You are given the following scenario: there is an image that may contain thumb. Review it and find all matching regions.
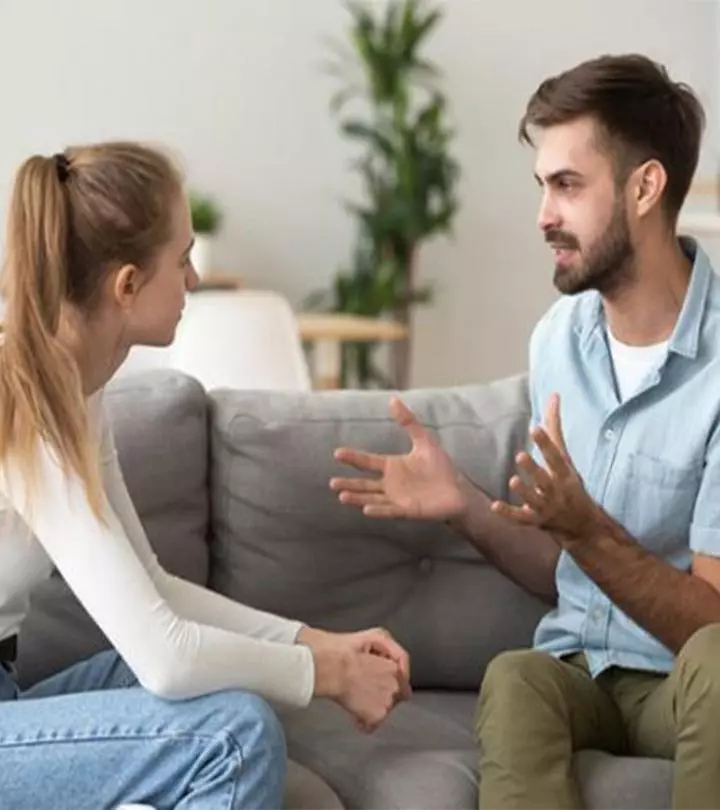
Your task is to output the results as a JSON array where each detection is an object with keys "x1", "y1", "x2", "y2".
[
  {"x1": 544, "y1": 393, "x2": 569, "y2": 456},
  {"x1": 390, "y1": 397, "x2": 430, "y2": 447}
]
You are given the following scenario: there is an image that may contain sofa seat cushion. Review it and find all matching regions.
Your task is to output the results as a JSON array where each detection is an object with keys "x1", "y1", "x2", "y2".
[
  {"x1": 282, "y1": 691, "x2": 672, "y2": 809},
  {"x1": 285, "y1": 759, "x2": 344, "y2": 809}
]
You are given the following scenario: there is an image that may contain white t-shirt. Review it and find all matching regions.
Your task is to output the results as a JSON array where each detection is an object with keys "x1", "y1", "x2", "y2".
[
  {"x1": 0, "y1": 389, "x2": 315, "y2": 708},
  {"x1": 606, "y1": 329, "x2": 669, "y2": 402}
]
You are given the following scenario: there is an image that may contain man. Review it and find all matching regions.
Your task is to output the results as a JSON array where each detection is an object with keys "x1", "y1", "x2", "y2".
[{"x1": 329, "y1": 53, "x2": 720, "y2": 808}]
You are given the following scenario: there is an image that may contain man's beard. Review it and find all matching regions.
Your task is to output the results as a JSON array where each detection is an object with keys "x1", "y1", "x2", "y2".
[{"x1": 548, "y1": 199, "x2": 635, "y2": 296}]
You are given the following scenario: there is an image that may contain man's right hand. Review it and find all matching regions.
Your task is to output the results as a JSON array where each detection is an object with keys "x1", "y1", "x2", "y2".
[{"x1": 330, "y1": 397, "x2": 468, "y2": 521}]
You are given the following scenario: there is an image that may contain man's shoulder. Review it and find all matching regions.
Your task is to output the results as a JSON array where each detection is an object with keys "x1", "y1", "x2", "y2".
[{"x1": 531, "y1": 291, "x2": 599, "y2": 348}]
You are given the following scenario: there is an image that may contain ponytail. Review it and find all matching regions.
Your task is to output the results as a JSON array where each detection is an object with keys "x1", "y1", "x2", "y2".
[{"x1": 0, "y1": 155, "x2": 103, "y2": 518}]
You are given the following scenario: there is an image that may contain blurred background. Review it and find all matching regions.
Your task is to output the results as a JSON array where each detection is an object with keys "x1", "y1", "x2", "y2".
[{"x1": 0, "y1": 0, "x2": 717, "y2": 389}]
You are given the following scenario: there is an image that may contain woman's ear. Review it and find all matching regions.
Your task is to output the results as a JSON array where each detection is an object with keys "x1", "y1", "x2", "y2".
[{"x1": 112, "y1": 264, "x2": 143, "y2": 311}]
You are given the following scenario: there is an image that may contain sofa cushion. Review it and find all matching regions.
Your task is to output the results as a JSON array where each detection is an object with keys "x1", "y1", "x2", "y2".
[
  {"x1": 282, "y1": 691, "x2": 672, "y2": 809},
  {"x1": 15, "y1": 370, "x2": 210, "y2": 687},
  {"x1": 208, "y1": 375, "x2": 549, "y2": 690},
  {"x1": 575, "y1": 750, "x2": 672, "y2": 808},
  {"x1": 285, "y1": 760, "x2": 344, "y2": 809}
]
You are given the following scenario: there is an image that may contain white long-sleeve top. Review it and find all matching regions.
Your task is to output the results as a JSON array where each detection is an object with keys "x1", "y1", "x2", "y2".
[{"x1": 0, "y1": 388, "x2": 315, "y2": 707}]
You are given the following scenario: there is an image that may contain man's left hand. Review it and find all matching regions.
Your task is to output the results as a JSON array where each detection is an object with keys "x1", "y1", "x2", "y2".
[{"x1": 490, "y1": 393, "x2": 603, "y2": 540}]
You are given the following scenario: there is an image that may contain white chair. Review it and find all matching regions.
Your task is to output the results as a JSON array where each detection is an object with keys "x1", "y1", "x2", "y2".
[{"x1": 116, "y1": 289, "x2": 311, "y2": 392}]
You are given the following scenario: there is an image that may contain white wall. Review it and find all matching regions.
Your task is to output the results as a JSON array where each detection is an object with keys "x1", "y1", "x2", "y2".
[{"x1": 0, "y1": 0, "x2": 717, "y2": 387}]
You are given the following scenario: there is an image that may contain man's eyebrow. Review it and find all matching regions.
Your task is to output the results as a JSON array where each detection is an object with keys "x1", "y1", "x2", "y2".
[{"x1": 534, "y1": 169, "x2": 584, "y2": 185}]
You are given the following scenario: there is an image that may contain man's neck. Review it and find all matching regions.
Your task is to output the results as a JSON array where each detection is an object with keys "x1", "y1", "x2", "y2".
[{"x1": 603, "y1": 233, "x2": 692, "y2": 346}]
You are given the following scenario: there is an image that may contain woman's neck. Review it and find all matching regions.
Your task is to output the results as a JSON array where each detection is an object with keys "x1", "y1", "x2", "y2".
[{"x1": 58, "y1": 307, "x2": 130, "y2": 396}]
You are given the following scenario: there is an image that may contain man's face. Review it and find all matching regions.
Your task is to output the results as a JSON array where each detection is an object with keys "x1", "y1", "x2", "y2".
[{"x1": 533, "y1": 116, "x2": 635, "y2": 296}]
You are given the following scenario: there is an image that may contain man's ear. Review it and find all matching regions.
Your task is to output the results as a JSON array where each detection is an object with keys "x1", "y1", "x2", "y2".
[
  {"x1": 111, "y1": 264, "x2": 143, "y2": 311},
  {"x1": 630, "y1": 159, "x2": 667, "y2": 218}
]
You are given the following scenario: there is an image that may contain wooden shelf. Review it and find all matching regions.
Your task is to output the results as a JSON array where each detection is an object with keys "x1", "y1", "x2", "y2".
[
  {"x1": 192, "y1": 273, "x2": 243, "y2": 292},
  {"x1": 297, "y1": 313, "x2": 408, "y2": 342}
]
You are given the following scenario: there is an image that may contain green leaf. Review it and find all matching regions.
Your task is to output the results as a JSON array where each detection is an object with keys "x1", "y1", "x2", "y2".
[
  {"x1": 341, "y1": 120, "x2": 396, "y2": 159},
  {"x1": 414, "y1": 58, "x2": 440, "y2": 78},
  {"x1": 329, "y1": 86, "x2": 361, "y2": 114},
  {"x1": 405, "y1": 8, "x2": 442, "y2": 56},
  {"x1": 190, "y1": 193, "x2": 222, "y2": 234}
]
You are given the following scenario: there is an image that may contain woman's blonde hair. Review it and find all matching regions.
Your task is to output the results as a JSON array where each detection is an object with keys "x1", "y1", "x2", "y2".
[{"x1": 0, "y1": 142, "x2": 183, "y2": 517}]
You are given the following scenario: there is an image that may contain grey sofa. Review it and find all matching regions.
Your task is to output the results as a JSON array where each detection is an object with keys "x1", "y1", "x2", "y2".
[{"x1": 14, "y1": 369, "x2": 673, "y2": 809}]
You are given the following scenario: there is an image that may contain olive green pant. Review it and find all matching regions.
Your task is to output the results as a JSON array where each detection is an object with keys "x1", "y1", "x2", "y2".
[{"x1": 475, "y1": 624, "x2": 720, "y2": 809}]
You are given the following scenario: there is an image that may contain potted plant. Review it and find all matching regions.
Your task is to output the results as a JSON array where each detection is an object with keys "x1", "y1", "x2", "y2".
[
  {"x1": 190, "y1": 193, "x2": 222, "y2": 279},
  {"x1": 308, "y1": 0, "x2": 459, "y2": 389}
]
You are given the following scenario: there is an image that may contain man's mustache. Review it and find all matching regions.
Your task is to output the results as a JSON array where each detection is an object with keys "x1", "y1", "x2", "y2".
[{"x1": 545, "y1": 229, "x2": 579, "y2": 250}]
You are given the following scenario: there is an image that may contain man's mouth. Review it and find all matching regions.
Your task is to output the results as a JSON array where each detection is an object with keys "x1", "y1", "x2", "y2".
[{"x1": 551, "y1": 245, "x2": 578, "y2": 262}]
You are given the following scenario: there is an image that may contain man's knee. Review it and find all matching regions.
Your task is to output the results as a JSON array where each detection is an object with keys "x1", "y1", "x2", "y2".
[
  {"x1": 676, "y1": 623, "x2": 720, "y2": 703},
  {"x1": 481, "y1": 649, "x2": 560, "y2": 694},
  {"x1": 477, "y1": 650, "x2": 560, "y2": 728}
]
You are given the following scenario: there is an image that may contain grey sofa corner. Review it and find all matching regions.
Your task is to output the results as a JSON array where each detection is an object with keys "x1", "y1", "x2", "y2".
[{"x1": 16, "y1": 369, "x2": 674, "y2": 809}]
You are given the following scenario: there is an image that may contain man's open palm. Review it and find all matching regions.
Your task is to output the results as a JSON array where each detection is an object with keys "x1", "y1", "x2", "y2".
[{"x1": 330, "y1": 397, "x2": 466, "y2": 521}]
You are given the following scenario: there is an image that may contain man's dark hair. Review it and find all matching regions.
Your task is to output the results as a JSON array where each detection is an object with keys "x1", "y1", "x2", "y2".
[{"x1": 519, "y1": 54, "x2": 706, "y2": 218}]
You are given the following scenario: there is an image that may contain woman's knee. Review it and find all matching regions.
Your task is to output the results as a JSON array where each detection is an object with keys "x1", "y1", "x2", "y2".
[{"x1": 220, "y1": 691, "x2": 287, "y2": 758}]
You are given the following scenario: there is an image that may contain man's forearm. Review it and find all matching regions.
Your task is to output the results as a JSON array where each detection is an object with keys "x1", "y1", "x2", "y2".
[
  {"x1": 450, "y1": 476, "x2": 559, "y2": 604},
  {"x1": 565, "y1": 508, "x2": 720, "y2": 653}
]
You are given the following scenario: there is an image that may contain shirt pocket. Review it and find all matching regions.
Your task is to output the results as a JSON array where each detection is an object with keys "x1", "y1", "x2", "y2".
[{"x1": 618, "y1": 452, "x2": 703, "y2": 554}]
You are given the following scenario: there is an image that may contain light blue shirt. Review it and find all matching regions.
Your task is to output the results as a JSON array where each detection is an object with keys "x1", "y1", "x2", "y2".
[{"x1": 531, "y1": 237, "x2": 720, "y2": 676}]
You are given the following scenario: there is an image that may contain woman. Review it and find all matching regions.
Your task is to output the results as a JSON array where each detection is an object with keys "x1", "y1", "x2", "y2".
[{"x1": 0, "y1": 143, "x2": 410, "y2": 810}]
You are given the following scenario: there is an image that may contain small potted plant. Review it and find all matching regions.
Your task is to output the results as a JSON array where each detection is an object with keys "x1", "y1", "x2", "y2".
[{"x1": 190, "y1": 192, "x2": 222, "y2": 279}]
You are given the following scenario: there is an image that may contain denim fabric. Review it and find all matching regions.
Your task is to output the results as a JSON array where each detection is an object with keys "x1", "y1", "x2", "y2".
[{"x1": 0, "y1": 650, "x2": 286, "y2": 809}]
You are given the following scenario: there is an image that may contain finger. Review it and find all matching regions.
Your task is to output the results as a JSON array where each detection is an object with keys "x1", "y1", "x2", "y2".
[
  {"x1": 366, "y1": 634, "x2": 411, "y2": 681},
  {"x1": 515, "y1": 452, "x2": 553, "y2": 492},
  {"x1": 490, "y1": 499, "x2": 541, "y2": 525},
  {"x1": 337, "y1": 492, "x2": 389, "y2": 508},
  {"x1": 397, "y1": 673, "x2": 413, "y2": 702},
  {"x1": 334, "y1": 447, "x2": 386, "y2": 473},
  {"x1": 362, "y1": 504, "x2": 408, "y2": 519},
  {"x1": 329, "y1": 476, "x2": 383, "y2": 494},
  {"x1": 530, "y1": 427, "x2": 568, "y2": 476},
  {"x1": 508, "y1": 475, "x2": 545, "y2": 512},
  {"x1": 544, "y1": 393, "x2": 569, "y2": 456},
  {"x1": 390, "y1": 397, "x2": 432, "y2": 447}
]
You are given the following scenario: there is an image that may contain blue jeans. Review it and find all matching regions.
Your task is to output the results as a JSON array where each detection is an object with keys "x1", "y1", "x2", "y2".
[{"x1": 0, "y1": 649, "x2": 287, "y2": 809}]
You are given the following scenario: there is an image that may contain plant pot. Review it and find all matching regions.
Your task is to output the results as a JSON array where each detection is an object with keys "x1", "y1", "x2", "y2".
[{"x1": 191, "y1": 234, "x2": 214, "y2": 279}]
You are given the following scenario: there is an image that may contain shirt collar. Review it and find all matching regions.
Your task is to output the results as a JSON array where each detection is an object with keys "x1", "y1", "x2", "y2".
[
  {"x1": 576, "y1": 236, "x2": 712, "y2": 360},
  {"x1": 669, "y1": 237, "x2": 712, "y2": 359}
]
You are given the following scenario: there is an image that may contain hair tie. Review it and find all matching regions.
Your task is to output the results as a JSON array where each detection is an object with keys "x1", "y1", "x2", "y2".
[{"x1": 53, "y1": 153, "x2": 71, "y2": 183}]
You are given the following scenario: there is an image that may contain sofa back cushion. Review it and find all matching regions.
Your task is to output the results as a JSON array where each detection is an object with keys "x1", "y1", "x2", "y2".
[
  {"x1": 16, "y1": 370, "x2": 211, "y2": 687},
  {"x1": 209, "y1": 374, "x2": 550, "y2": 690}
]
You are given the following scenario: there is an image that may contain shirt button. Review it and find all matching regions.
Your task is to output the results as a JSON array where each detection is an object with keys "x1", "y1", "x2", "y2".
[
  {"x1": 591, "y1": 608, "x2": 603, "y2": 621},
  {"x1": 604, "y1": 429, "x2": 614, "y2": 441}
]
